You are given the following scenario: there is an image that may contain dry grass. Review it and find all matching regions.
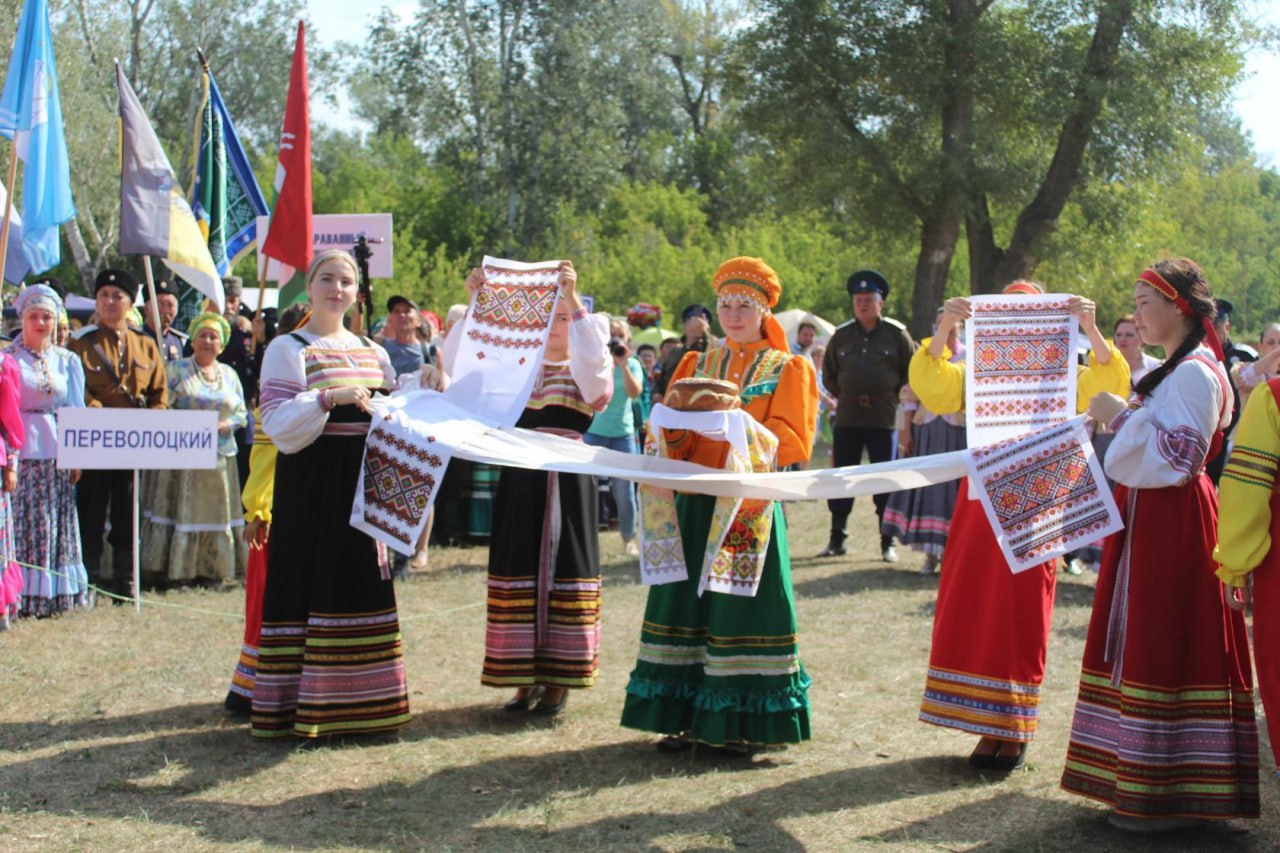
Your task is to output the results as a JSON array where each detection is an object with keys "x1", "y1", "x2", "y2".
[{"x1": 0, "y1": 498, "x2": 1276, "y2": 852}]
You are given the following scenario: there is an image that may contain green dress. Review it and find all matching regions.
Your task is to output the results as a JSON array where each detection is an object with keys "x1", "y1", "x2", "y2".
[{"x1": 620, "y1": 339, "x2": 815, "y2": 746}]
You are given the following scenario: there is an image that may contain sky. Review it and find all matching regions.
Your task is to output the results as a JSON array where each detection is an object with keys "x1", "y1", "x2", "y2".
[{"x1": 306, "y1": 0, "x2": 1280, "y2": 165}]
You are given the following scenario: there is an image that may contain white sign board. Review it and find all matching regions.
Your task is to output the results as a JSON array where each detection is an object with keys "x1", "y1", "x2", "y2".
[
  {"x1": 256, "y1": 213, "x2": 394, "y2": 281},
  {"x1": 57, "y1": 408, "x2": 219, "y2": 470}
]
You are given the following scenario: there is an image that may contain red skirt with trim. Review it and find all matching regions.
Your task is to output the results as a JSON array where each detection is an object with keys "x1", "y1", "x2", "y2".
[
  {"x1": 1061, "y1": 475, "x2": 1259, "y2": 819},
  {"x1": 918, "y1": 481, "x2": 1056, "y2": 742}
]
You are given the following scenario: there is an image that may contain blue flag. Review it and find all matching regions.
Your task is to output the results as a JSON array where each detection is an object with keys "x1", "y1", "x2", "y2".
[
  {"x1": 0, "y1": 0, "x2": 76, "y2": 274},
  {"x1": 191, "y1": 64, "x2": 268, "y2": 275}
]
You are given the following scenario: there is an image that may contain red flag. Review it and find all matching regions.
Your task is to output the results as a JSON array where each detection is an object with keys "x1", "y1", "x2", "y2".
[{"x1": 261, "y1": 21, "x2": 312, "y2": 281}]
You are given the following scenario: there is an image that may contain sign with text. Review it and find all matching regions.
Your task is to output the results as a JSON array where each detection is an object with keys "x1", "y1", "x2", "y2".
[
  {"x1": 255, "y1": 213, "x2": 394, "y2": 281},
  {"x1": 57, "y1": 409, "x2": 219, "y2": 470}
]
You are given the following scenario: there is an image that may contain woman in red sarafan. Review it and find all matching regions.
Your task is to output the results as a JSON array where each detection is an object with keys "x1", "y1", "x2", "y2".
[
  {"x1": 1061, "y1": 258, "x2": 1259, "y2": 830},
  {"x1": 909, "y1": 281, "x2": 1129, "y2": 771}
]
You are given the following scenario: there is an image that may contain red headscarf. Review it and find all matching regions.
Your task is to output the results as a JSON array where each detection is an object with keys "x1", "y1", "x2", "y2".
[{"x1": 1137, "y1": 268, "x2": 1225, "y2": 362}]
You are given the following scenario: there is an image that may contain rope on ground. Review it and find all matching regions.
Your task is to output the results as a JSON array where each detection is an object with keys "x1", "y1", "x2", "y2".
[{"x1": 13, "y1": 559, "x2": 485, "y2": 623}]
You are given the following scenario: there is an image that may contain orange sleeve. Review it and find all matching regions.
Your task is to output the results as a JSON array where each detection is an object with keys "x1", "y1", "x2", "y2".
[
  {"x1": 758, "y1": 354, "x2": 818, "y2": 468},
  {"x1": 660, "y1": 351, "x2": 704, "y2": 462}
]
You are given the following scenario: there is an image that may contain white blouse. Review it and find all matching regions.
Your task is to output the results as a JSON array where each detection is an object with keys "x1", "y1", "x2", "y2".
[
  {"x1": 1105, "y1": 347, "x2": 1229, "y2": 489},
  {"x1": 259, "y1": 331, "x2": 396, "y2": 454}
]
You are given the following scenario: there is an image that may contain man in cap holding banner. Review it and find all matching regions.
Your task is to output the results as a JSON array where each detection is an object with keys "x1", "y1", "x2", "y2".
[{"x1": 69, "y1": 269, "x2": 168, "y2": 600}]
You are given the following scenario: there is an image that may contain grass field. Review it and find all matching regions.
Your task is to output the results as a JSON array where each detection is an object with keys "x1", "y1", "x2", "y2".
[{"x1": 1, "y1": 498, "x2": 1275, "y2": 852}]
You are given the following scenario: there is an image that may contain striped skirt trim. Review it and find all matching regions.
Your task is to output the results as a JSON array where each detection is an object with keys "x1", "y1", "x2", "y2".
[
  {"x1": 919, "y1": 665, "x2": 1042, "y2": 742},
  {"x1": 228, "y1": 644, "x2": 258, "y2": 700},
  {"x1": 250, "y1": 608, "x2": 410, "y2": 739},
  {"x1": 1061, "y1": 667, "x2": 1260, "y2": 819},
  {"x1": 482, "y1": 575, "x2": 602, "y2": 687}
]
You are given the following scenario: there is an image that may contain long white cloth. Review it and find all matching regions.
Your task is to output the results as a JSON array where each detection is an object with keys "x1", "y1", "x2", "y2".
[{"x1": 965, "y1": 294, "x2": 1078, "y2": 446}]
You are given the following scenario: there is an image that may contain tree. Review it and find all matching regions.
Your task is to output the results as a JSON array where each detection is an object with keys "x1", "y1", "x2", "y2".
[{"x1": 738, "y1": 0, "x2": 1254, "y2": 336}]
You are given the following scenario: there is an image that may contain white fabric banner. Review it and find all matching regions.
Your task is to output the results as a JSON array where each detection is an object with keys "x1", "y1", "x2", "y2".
[
  {"x1": 965, "y1": 294, "x2": 1078, "y2": 446},
  {"x1": 446, "y1": 256, "x2": 562, "y2": 426}
]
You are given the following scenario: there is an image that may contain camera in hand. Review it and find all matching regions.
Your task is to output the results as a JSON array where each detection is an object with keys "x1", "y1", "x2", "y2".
[{"x1": 608, "y1": 338, "x2": 628, "y2": 358}]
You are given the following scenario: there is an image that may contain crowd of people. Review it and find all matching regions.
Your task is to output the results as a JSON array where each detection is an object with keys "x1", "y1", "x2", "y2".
[{"x1": 0, "y1": 251, "x2": 1275, "y2": 832}]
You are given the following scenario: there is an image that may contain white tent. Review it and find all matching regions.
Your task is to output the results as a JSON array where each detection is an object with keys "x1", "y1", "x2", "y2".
[{"x1": 774, "y1": 309, "x2": 838, "y2": 349}]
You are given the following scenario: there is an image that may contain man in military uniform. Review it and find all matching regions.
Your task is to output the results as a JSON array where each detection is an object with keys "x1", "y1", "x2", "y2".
[
  {"x1": 142, "y1": 276, "x2": 187, "y2": 362},
  {"x1": 819, "y1": 270, "x2": 916, "y2": 561},
  {"x1": 1208, "y1": 297, "x2": 1258, "y2": 486},
  {"x1": 69, "y1": 269, "x2": 168, "y2": 601}
]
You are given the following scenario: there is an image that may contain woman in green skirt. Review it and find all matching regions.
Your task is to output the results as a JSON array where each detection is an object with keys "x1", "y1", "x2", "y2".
[{"x1": 620, "y1": 257, "x2": 819, "y2": 751}]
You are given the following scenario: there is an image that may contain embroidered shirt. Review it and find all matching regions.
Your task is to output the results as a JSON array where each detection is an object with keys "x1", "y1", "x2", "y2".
[
  {"x1": 259, "y1": 331, "x2": 395, "y2": 454},
  {"x1": 1105, "y1": 347, "x2": 1230, "y2": 489}
]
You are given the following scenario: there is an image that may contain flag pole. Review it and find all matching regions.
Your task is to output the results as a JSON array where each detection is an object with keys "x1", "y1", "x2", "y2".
[
  {"x1": 0, "y1": 142, "x2": 19, "y2": 286},
  {"x1": 142, "y1": 256, "x2": 164, "y2": 340}
]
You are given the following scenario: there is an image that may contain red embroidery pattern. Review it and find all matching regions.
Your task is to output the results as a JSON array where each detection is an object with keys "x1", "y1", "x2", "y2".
[
  {"x1": 362, "y1": 433, "x2": 442, "y2": 535},
  {"x1": 972, "y1": 422, "x2": 1114, "y2": 562},
  {"x1": 972, "y1": 324, "x2": 1072, "y2": 382},
  {"x1": 466, "y1": 327, "x2": 544, "y2": 350},
  {"x1": 472, "y1": 279, "x2": 558, "y2": 332}
]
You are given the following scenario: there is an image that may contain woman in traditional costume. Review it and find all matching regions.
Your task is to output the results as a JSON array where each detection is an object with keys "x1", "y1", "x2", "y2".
[
  {"x1": 10, "y1": 285, "x2": 87, "y2": 617},
  {"x1": 1215, "y1": 371, "x2": 1280, "y2": 783},
  {"x1": 224, "y1": 303, "x2": 307, "y2": 716},
  {"x1": 1061, "y1": 259, "x2": 1258, "y2": 829},
  {"x1": 881, "y1": 310, "x2": 967, "y2": 574},
  {"x1": 252, "y1": 249, "x2": 442, "y2": 740},
  {"x1": 140, "y1": 312, "x2": 248, "y2": 586},
  {"x1": 909, "y1": 282, "x2": 1128, "y2": 770},
  {"x1": 460, "y1": 262, "x2": 612, "y2": 716},
  {"x1": 620, "y1": 257, "x2": 818, "y2": 751}
]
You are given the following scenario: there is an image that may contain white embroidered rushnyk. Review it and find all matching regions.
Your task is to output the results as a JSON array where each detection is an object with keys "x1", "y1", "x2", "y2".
[
  {"x1": 965, "y1": 294, "x2": 1079, "y2": 446},
  {"x1": 967, "y1": 415, "x2": 1123, "y2": 573},
  {"x1": 350, "y1": 256, "x2": 562, "y2": 554},
  {"x1": 350, "y1": 288, "x2": 1121, "y2": 565},
  {"x1": 447, "y1": 255, "x2": 563, "y2": 425}
]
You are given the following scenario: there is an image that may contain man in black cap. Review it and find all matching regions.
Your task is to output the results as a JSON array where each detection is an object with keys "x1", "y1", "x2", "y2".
[
  {"x1": 652, "y1": 303, "x2": 717, "y2": 400},
  {"x1": 68, "y1": 269, "x2": 169, "y2": 601},
  {"x1": 142, "y1": 276, "x2": 188, "y2": 362},
  {"x1": 382, "y1": 294, "x2": 432, "y2": 378},
  {"x1": 820, "y1": 270, "x2": 916, "y2": 561},
  {"x1": 1208, "y1": 297, "x2": 1258, "y2": 485}
]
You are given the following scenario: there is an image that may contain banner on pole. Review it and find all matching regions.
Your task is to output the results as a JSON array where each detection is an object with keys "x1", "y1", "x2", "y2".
[{"x1": 255, "y1": 213, "x2": 393, "y2": 282}]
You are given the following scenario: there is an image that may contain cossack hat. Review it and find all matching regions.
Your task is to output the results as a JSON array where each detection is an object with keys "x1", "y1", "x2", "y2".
[
  {"x1": 846, "y1": 269, "x2": 889, "y2": 299},
  {"x1": 94, "y1": 268, "x2": 139, "y2": 300},
  {"x1": 681, "y1": 303, "x2": 712, "y2": 323}
]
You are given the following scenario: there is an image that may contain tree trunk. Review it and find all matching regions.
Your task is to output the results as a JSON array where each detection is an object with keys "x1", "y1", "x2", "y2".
[
  {"x1": 904, "y1": 0, "x2": 977, "y2": 335},
  {"x1": 62, "y1": 220, "x2": 96, "y2": 292},
  {"x1": 910, "y1": 212, "x2": 961, "y2": 341},
  {"x1": 982, "y1": 0, "x2": 1137, "y2": 288},
  {"x1": 965, "y1": 192, "x2": 1004, "y2": 293}
]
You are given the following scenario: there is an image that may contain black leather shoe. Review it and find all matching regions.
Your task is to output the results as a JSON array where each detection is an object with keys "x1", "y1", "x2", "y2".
[
  {"x1": 504, "y1": 685, "x2": 544, "y2": 711},
  {"x1": 816, "y1": 543, "x2": 846, "y2": 557}
]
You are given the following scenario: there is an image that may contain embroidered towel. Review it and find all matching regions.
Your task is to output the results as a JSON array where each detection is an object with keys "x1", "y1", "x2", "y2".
[
  {"x1": 965, "y1": 294, "x2": 1078, "y2": 446},
  {"x1": 967, "y1": 415, "x2": 1122, "y2": 573}
]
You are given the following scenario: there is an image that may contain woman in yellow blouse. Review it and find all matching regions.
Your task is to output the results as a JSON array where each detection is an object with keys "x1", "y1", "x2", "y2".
[
  {"x1": 1215, "y1": 375, "x2": 1280, "y2": 778},
  {"x1": 224, "y1": 303, "x2": 307, "y2": 716},
  {"x1": 910, "y1": 281, "x2": 1129, "y2": 771}
]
